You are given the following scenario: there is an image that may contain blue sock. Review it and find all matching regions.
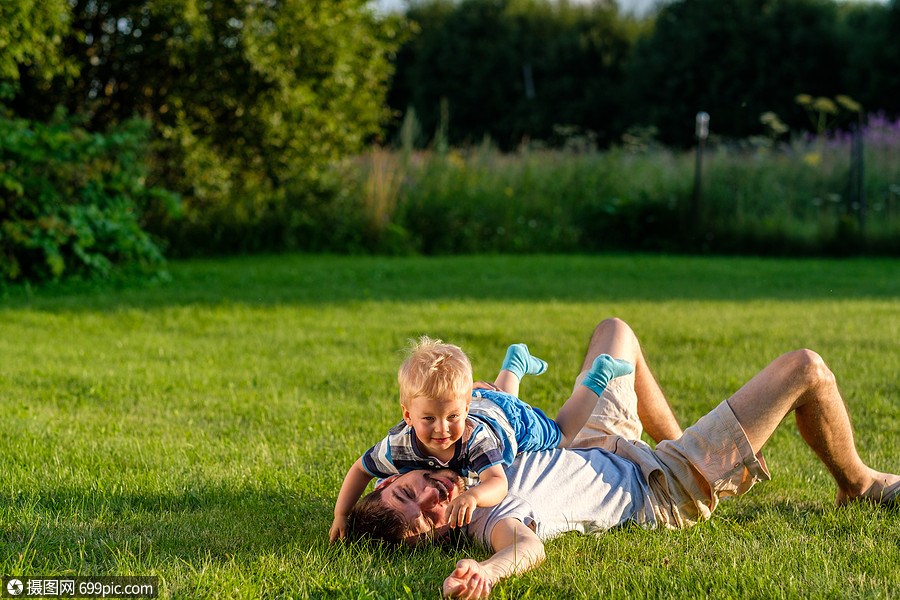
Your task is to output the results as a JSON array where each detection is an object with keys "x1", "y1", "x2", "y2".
[
  {"x1": 580, "y1": 354, "x2": 634, "y2": 396},
  {"x1": 501, "y1": 343, "x2": 547, "y2": 380}
]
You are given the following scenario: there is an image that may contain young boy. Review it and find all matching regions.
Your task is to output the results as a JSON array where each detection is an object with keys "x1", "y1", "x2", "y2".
[{"x1": 329, "y1": 337, "x2": 633, "y2": 542}]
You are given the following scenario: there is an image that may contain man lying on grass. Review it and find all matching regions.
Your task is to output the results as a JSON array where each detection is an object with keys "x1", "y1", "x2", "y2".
[{"x1": 347, "y1": 317, "x2": 900, "y2": 599}]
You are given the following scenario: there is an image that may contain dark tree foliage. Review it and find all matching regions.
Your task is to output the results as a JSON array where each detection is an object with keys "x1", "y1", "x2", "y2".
[
  {"x1": 624, "y1": 0, "x2": 850, "y2": 146},
  {"x1": 390, "y1": 0, "x2": 897, "y2": 148},
  {"x1": 0, "y1": 0, "x2": 76, "y2": 99},
  {"x1": 839, "y1": 0, "x2": 900, "y2": 117},
  {"x1": 390, "y1": 0, "x2": 633, "y2": 149}
]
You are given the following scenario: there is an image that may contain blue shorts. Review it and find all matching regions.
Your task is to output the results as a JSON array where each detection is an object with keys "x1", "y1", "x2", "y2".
[{"x1": 472, "y1": 389, "x2": 561, "y2": 455}]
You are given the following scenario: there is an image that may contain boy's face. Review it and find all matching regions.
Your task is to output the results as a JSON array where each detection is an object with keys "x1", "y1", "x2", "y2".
[{"x1": 402, "y1": 391, "x2": 470, "y2": 456}]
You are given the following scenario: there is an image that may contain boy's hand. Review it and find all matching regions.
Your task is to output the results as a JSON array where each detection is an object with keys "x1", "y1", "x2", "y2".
[
  {"x1": 472, "y1": 380, "x2": 498, "y2": 391},
  {"x1": 329, "y1": 516, "x2": 349, "y2": 543},
  {"x1": 447, "y1": 494, "x2": 478, "y2": 529}
]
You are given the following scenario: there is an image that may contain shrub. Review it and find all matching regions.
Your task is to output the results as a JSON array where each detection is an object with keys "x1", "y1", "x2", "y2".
[{"x1": 0, "y1": 112, "x2": 179, "y2": 282}]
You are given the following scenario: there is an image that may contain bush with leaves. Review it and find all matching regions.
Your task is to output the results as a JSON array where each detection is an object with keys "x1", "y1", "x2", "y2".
[{"x1": 0, "y1": 113, "x2": 179, "y2": 282}]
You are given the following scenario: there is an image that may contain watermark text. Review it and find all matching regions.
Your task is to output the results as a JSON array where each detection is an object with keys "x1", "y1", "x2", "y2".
[{"x1": 3, "y1": 577, "x2": 157, "y2": 598}]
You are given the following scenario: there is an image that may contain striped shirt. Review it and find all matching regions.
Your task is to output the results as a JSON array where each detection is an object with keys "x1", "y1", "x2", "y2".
[{"x1": 361, "y1": 390, "x2": 560, "y2": 478}]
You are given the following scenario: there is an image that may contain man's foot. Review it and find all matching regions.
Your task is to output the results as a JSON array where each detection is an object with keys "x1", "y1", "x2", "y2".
[
  {"x1": 501, "y1": 343, "x2": 547, "y2": 380},
  {"x1": 579, "y1": 354, "x2": 635, "y2": 397},
  {"x1": 883, "y1": 479, "x2": 900, "y2": 507},
  {"x1": 836, "y1": 472, "x2": 900, "y2": 507}
]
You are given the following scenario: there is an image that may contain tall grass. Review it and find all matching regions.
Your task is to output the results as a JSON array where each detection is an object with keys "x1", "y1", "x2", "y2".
[
  {"x1": 349, "y1": 113, "x2": 900, "y2": 256},
  {"x1": 1, "y1": 253, "x2": 899, "y2": 598}
]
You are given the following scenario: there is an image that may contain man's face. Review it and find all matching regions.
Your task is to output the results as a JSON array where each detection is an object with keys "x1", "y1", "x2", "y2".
[{"x1": 378, "y1": 469, "x2": 466, "y2": 542}]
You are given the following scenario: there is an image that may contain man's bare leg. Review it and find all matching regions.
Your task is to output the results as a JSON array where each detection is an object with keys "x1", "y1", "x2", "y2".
[
  {"x1": 726, "y1": 348, "x2": 900, "y2": 505},
  {"x1": 582, "y1": 318, "x2": 682, "y2": 443}
]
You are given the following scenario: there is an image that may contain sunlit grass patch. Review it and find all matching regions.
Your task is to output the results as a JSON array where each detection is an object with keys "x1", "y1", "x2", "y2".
[{"x1": 1, "y1": 253, "x2": 899, "y2": 598}]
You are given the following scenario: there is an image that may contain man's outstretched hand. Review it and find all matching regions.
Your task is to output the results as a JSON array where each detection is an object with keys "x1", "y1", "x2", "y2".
[{"x1": 443, "y1": 559, "x2": 494, "y2": 599}]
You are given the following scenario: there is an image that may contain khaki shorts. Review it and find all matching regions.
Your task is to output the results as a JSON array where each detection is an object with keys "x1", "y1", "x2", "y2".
[{"x1": 570, "y1": 370, "x2": 770, "y2": 528}]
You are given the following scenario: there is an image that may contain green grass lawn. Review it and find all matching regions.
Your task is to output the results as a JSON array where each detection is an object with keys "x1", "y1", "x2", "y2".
[{"x1": 1, "y1": 253, "x2": 899, "y2": 599}]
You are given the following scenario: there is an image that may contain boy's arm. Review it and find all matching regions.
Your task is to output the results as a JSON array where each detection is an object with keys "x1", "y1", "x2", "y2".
[
  {"x1": 442, "y1": 517, "x2": 546, "y2": 598},
  {"x1": 447, "y1": 464, "x2": 507, "y2": 529},
  {"x1": 329, "y1": 458, "x2": 374, "y2": 542}
]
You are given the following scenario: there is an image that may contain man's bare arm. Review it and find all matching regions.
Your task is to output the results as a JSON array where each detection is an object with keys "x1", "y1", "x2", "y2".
[{"x1": 442, "y1": 517, "x2": 545, "y2": 599}]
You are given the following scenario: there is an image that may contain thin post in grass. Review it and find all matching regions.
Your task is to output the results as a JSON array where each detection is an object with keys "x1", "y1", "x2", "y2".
[
  {"x1": 692, "y1": 111, "x2": 710, "y2": 222},
  {"x1": 851, "y1": 111, "x2": 867, "y2": 233}
]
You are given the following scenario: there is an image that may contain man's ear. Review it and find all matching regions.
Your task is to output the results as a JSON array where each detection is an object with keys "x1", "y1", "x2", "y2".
[{"x1": 375, "y1": 475, "x2": 399, "y2": 490}]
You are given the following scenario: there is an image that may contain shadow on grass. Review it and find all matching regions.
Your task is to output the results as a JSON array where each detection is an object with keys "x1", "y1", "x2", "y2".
[
  {"x1": 4, "y1": 484, "x2": 332, "y2": 568},
  {"x1": 2, "y1": 254, "x2": 900, "y2": 312},
  {"x1": 3, "y1": 484, "x2": 491, "y2": 597}
]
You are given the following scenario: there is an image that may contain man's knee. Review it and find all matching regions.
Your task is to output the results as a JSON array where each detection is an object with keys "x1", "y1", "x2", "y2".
[
  {"x1": 585, "y1": 317, "x2": 641, "y2": 366},
  {"x1": 784, "y1": 349, "x2": 836, "y2": 389},
  {"x1": 592, "y1": 317, "x2": 633, "y2": 340}
]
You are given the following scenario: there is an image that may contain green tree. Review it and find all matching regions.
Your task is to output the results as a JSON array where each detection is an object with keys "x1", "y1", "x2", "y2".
[
  {"x1": 624, "y1": 0, "x2": 846, "y2": 146},
  {"x1": 390, "y1": 0, "x2": 631, "y2": 149},
  {"x1": 403, "y1": 0, "x2": 520, "y2": 146},
  {"x1": 838, "y1": 0, "x2": 900, "y2": 116},
  {"x1": 0, "y1": 0, "x2": 76, "y2": 99},
  {"x1": 10, "y1": 0, "x2": 405, "y2": 254}
]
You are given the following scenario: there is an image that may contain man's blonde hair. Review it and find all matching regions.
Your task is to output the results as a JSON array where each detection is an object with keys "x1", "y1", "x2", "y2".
[{"x1": 398, "y1": 336, "x2": 472, "y2": 406}]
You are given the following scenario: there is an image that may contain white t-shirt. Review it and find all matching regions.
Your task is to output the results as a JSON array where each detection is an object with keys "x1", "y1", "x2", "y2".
[{"x1": 465, "y1": 447, "x2": 655, "y2": 546}]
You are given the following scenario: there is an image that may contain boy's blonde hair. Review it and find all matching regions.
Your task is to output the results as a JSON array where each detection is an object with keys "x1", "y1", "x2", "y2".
[{"x1": 398, "y1": 336, "x2": 472, "y2": 407}]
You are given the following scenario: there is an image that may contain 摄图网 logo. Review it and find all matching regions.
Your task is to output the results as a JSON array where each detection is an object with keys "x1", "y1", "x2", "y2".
[{"x1": 6, "y1": 579, "x2": 24, "y2": 596}]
